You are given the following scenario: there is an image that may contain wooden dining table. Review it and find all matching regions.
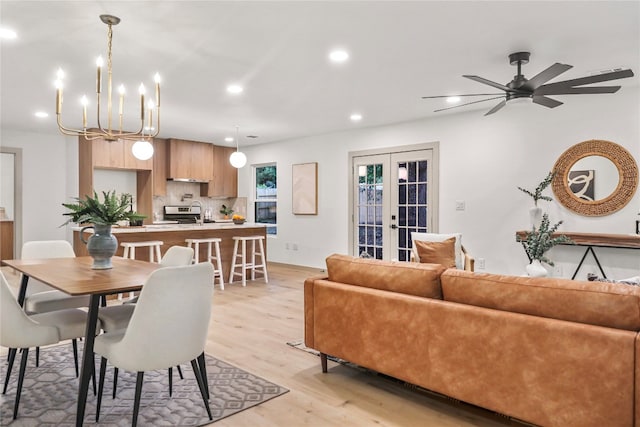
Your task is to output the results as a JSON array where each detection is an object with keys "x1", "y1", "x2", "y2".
[{"x1": 2, "y1": 256, "x2": 162, "y2": 427}]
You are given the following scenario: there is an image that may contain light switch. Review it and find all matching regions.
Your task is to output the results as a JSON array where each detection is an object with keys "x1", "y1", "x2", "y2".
[{"x1": 455, "y1": 200, "x2": 466, "y2": 211}]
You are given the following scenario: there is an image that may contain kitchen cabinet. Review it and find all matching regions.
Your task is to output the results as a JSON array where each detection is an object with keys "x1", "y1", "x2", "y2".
[
  {"x1": 0, "y1": 220, "x2": 14, "y2": 261},
  {"x1": 205, "y1": 145, "x2": 238, "y2": 197},
  {"x1": 167, "y1": 139, "x2": 213, "y2": 182},
  {"x1": 152, "y1": 138, "x2": 168, "y2": 196},
  {"x1": 90, "y1": 137, "x2": 153, "y2": 171}
]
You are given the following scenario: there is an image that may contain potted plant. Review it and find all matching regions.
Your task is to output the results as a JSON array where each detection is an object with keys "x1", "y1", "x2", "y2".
[
  {"x1": 518, "y1": 171, "x2": 555, "y2": 227},
  {"x1": 516, "y1": 213, "x2": 572, "y2": 277},
  {"x1": 219, "y1": 204, "x2": 234, "y2": 219},
  {"x1": 62, "y1": 191, "x2": 145, "y2": 269}
]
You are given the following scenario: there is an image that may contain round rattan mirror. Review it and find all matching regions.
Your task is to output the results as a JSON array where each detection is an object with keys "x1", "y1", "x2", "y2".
[{"x1": 552, "y1": 139, "x2": 638, "y2": 216}]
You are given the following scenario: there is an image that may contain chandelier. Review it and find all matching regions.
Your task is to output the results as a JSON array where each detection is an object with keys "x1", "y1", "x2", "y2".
[{"x1": 54, "y1": 15, "x2": 160, "y2": 160}]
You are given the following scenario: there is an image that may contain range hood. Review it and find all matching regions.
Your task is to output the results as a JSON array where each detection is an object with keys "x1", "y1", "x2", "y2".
[{"x1": 166, "y1": 178, "x2": 210, "y2": 184}]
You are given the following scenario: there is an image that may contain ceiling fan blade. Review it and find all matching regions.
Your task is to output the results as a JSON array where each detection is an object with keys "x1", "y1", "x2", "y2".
[
  {"x1": 535, "y1": 69, "x2": 634, "y2": 94},
  {"x1": 422, "y1": 93, "x2": 502, "y2": 99},
  {"x1": 532, "y1": 95, "x2": 563, "y2": 108},
  {"x1": 535, "y1": 85, "x2": 621, "y2": 95},
  {"x1": 484, "y1": 99, "x2": 507, "y2": 116},
  {"x1": 521, "y1": 63, "x2": 573, "y2": 91},
  {"x1": 434, "y1": 96, "x2": 505, "y2": 112},
  {"x1": 463, "y1": 75, "x2": 512, "y2": 92}
]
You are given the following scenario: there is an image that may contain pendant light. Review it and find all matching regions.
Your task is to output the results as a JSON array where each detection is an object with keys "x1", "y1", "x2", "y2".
[{"x1": 229, "y1": 125, "x2": 247, "y2": 168}]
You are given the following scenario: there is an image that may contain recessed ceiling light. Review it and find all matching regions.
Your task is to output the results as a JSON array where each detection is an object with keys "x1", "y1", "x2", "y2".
[
  {"x1": 446, "y1": 96, "x2": 461, "y2": 104},
  {"x1": 329, "y1": 50, "x2": 349, "y2": 63},
  {"x1": 226, "y1": 84, "x2": 243, "y2": 94},
  {"x1": 350, "y1": 113, "x2": 362, "y2": 122},
  {"x1": 0, "y1": 28, "x2": 17, "y2": 40},
  {"x1": 34, "y1": 111, "x2": 48, "y2": 118},
  {"x1": 224, "y1": 137, "x2": 234, "y2": 142}
]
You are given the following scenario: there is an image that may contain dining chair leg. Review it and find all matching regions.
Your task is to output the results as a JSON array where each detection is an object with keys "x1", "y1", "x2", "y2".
[
  {"x1": 92, "y1": 356, "x2": 97, "y2": 396},
  {"x1": 96, "y1": 357, "x2": 107, "y2": 422},
  {"x1": 197, "y1": 352, "x2": 209, "y2": 399},
  {"x1": 72, "y1": 339, "x2": 79, "y2": 377},
  {"x1": 177, "y1": 364, "x2": 184, "y2": 379},
  {"x1": 35, "y1": 346, "x2": 39, "y2": 367},
  {"x1": 168, "y1": 367, "x2": 173, "y2": 397},
  {"x1": 132, "y1": 371, "x2": 144, "y2": 427},
  {"x1": 190, "y1": 359, "x2": 213, "y2": 420},
  {"x1": 113, "y1": 367, "x2": 119, "y2": 398},
  {"x1": 13, "y1": 348, "x2": 29, "y2": 420},
  {"x1": 3, "y1": 348, "x2": 17, "y2": 394}
]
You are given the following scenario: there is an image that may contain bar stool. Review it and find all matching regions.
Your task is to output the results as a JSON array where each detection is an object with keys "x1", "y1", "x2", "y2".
[
  {"x1": 185, "y1": 238, "x2": 224, "y2": 290},
  {"x1": 228, "y1": 236, "x2": 268, "y2": 286},
  {"x1": 120, "y1": 241, "x2": 163, "y2": 299}
]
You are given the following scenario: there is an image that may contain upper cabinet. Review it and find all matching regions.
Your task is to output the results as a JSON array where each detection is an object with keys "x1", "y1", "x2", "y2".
[
  {"x1": 89, "y1": 138, "x2": 153, "y2": 171},
  {"x1": 205, "y1": 146, "x2": 238, "y2": 198},
  {"x1": 167, "y1": 139, "x2": 214, "y2": 182}
]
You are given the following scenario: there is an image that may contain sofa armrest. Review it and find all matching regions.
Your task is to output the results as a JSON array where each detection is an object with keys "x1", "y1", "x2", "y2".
[{"x1": 304, "y1": 276, "x2": 327, "y2": 349}]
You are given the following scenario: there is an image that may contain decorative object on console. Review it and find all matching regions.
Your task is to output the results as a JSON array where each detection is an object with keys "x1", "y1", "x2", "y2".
[
  {"x1": 552, "y1": 139, "x2": 638, "y2": 216},
  {"x1": 53, "y1": 15, "x2": 161, "y2": 159},
  {"x1": 517, "y1": 171, "x2": 554, "y2": 228},
  {"x1": 62, "y1": 191, "x2": 145, "y2": 269},
  {"x1": 517, "y1": 213, "x2": 573, "y2": 277},
  {"x1": 422, "y1": 51, "x2": 634, "y2": 116}
]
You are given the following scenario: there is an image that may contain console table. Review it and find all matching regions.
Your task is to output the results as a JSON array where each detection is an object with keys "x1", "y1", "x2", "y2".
[{"x1": 515, "y1": 231, "x2": 640, "y2": 279}]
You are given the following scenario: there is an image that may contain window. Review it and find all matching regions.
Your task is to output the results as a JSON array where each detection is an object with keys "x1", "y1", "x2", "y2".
[{"x1": 254, "y1": 163, "x2": 277, "y2": 235}]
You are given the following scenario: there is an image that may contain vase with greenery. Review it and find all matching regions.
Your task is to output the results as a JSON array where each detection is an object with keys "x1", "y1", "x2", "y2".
[
  {"x1": 62, "y1": 191, "x2": 145, "y2": 269},
  {"x1": 516, "y1": 213, "x2": 572, "y2": 276},
  {"x1": 219, "y1": 204, "x2": 234, "y2": 219},
  {"x1": 518, "y1": 171, "x2": 555, "y2": 227}
]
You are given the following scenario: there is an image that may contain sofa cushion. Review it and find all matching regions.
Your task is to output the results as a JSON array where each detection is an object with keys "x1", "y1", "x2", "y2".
[
  {"x1": 441, "y1": 269, "x2": 640, "y2": 331},
  {"x1": 326, "y1": 254, "x2": 446, "y2": 298},
  {"x1": 414, "y1": 237, "x2": 456, "y2": 268}
]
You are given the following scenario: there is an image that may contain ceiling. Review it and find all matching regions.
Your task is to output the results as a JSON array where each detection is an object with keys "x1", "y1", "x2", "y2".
[{"x1": 1, "y1": 1, "x2": 638, "y2": 147}]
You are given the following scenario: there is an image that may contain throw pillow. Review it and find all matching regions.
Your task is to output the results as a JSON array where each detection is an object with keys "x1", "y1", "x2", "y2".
[{"x1": 414, "y1": 237, "x2": 457, "y2": 268}]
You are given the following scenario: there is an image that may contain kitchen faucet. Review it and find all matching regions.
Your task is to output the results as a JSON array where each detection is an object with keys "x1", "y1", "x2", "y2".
[{"x1": 189, "y1": 200, "x2": 203, "y2": 225}]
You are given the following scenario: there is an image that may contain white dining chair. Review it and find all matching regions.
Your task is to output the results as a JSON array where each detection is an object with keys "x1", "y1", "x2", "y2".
[
  {"x1": 97, "y1": 245, "x2": 195, "y2": 396},
  {"x1": 0, "y1": 271, "x2": 100, "y2": 420},
  {"x1": 94, "y1": 262, "x2": 215, "y2": 426},
  {"x1": 21, "y1": 240, "x2": 90, "y2": 313}
]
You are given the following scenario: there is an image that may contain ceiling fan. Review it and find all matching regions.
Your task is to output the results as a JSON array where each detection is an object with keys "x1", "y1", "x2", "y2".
[{"x1": 422, "y1": 52, "x2": 634, "y2": 116}]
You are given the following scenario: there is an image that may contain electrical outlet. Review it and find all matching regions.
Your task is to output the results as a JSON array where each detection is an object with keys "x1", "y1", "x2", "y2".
[
  {"x1": 285, "y1": 243, "x2": 290, "y2": 250},
  {"x1": 455, "y1": 200, "x2": 466, "y2": 211},
  {"x1": 292, "y1": 243, "x2": 299, "y2": 251},
  {"x1": 476, "y1": 258, "x2": 485, "y2": 269}
]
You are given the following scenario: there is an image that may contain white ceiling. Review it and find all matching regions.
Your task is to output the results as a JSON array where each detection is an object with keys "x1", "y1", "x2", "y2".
[{"x1": 1, "y1": 1, "x2": 638, "y2": 146}]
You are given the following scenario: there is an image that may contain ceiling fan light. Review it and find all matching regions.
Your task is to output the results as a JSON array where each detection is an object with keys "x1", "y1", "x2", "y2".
[
  {"x1": 230, "y1": 151, "x2": 247, "y2": 168},
  {"x1": 132, "y1": 139, "x2": 154, "y2": 160}
]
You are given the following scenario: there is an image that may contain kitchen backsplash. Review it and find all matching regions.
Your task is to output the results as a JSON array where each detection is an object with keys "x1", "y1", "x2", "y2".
[{"x1": 152, "y1": 181, "x2": 246, "y2": 222}]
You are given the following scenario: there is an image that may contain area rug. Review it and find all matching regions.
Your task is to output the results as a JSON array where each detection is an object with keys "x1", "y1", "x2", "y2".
[{"x1": 1, "y1": 343, "x2": 288, "y2": 426}]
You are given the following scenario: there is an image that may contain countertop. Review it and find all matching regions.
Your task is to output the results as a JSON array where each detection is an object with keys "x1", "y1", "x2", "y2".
[{"x1": 73, "y1": 222, "x2": 265, "y2": 234}]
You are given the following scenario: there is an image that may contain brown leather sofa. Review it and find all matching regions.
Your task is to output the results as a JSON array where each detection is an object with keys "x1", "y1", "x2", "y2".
[{"x1": 304, "y1": 254, "x2": 640, "y2": 427}]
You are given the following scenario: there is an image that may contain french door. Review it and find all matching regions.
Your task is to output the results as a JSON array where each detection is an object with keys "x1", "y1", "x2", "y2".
[{"x1": 352, "y1": 148, "x2": 435, "y2": 261}]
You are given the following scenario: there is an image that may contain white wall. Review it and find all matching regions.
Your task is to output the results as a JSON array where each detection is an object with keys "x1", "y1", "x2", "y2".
[
  {"x1": 1, "y1": 129, "x2": 77, "y2": 251},
  {"x1": 238, "y1": 89, "x2": 640, "y2": 280},
  {"x1": 0, "y1": 152, "x2": 14, "y2": 219}
]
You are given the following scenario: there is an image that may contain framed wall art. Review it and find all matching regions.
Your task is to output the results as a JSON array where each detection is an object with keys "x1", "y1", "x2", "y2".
[{"x1": 292, "y1": 162, "x2": 318, "y2": 215}]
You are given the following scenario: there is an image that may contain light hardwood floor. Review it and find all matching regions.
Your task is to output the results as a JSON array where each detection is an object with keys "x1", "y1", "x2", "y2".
[{"x1": 2, "y1": 263, "x2": 527, "y2": 427}]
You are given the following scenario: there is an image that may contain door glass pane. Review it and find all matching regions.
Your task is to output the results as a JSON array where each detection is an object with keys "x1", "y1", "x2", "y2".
[
  {"x1": 357, "y1": 162, "x2": 383, "y2": 259},
  {"x1": 396, "y1": 159, "x2": 429, "y2": 261}
]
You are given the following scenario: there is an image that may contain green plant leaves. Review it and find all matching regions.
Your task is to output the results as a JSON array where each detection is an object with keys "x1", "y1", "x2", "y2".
[{"x1": 61, "y1": 191, "x2": 146, "y2": 226}]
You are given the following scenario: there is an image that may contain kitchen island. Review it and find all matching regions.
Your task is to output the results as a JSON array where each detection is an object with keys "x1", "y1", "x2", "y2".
[{"x1": 73, "y1": 223, "x2": 267, "y2": 281}]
